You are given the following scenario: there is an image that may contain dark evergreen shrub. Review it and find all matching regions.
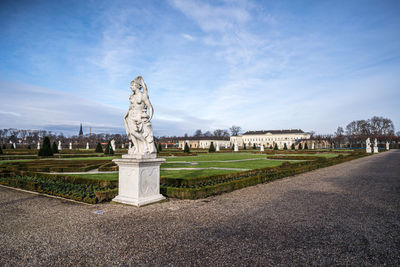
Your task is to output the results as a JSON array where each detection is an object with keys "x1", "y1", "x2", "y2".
[
  {"x1": 269, "y1": 145, "x2": 273, "y2": 149},
  {"x1": 27, "y1": 145, "x2": 31, "y2": 149},
  {"x1": 184, "y1": 142, "x2": 190, "y2": 153},
  {"x1": 158, "y1": 143, "x2": 162, "y2": 152},
  {"x1": 283, "y1": 143, "x2": 288, "y2": 150},
  {"x1": 95, "y1": 143, "x2": 103, "y2": 153},
  {"x1": 243, "y1": 144, "x2": 246, "y2": 150},
  {"x1": 298, "y1": 143, "x2": 303, "y2": 150},
  {"x1": 253, "y1": 143, "x2": 256, "y2": 149},
  {"x1": 2, "y1": 144, "x2": 6, "y2": 149},
  {"x1": 291, "y1": 143, "x2": 295, "y2": 150},
  {"x1": 104, "y1": 141, "x2": 114, "y2": 155},
  {"x1": 304, "y1": 143, "x2": 309, "y2": 149},
  {"x1": 0, "y1": 146, "x2": 3, "y2": 154},
  {"x1": 274, "y1": 143, "x2": 278, "y2": 150},
  {"x1": 209, "y1": 142, "x2": 216, "y2": 152},
  {"x1": 52, "y1": 142, "x2": 59, "y2": 154},
  {"x1": 38, "y1": 137, "x2": 53, "y2": 157}
]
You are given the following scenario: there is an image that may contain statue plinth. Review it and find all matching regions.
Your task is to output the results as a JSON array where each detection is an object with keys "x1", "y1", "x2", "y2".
[
  {"x1": 112, "y1": 156, "x2": 166, "y2": 207},
  {"x1": 373, "y1": 147, "x2": 379, "y2": 153}
]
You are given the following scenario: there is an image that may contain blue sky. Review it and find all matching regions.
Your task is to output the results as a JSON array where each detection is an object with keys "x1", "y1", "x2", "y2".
[{"x1": 0, "y1": 0, "x2": 399, "y2": 136}]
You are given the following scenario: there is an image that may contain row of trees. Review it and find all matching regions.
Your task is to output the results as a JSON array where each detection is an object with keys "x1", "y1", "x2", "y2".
[{"x1": 189, "y1": 125, "x2": 242, "y2": 138}]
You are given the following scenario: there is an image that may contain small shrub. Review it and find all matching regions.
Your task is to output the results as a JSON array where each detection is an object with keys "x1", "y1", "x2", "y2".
[
  {"x1": 269, "y1": 145, "x2": 273, "y2": 149},
  {"x1": 158, "y1": 143, "x2": 162, "y2": 152},
  {"x1": 184, "y1": 142, "x2": 190, "y2": 153},
  {"x1": 243, "y1": 144, "x2": 246, "y2": 150},
  {"x1": 283, "y1": 143, "x2": 288, "y2": 150},
  {"x1": 209, "y1": 142, "x2": 216, "y2": 152},
  {"x1": 27, "y1": 145, "x2": 31, "y2": 150},
  {"x1": 274, "y1": 143, "x2": 278, "y2": 150},
  {"x1": 95, "y1": 143, "x2": 103, "y2": 153},
  {"x1": 253, "y1": 143, "x2": 256, "y2": 149},
  {"x1": 0, "y1": 146, "x2": 2, "y2": 155},
  {"x1": 104, "y1": 141, "x2": 114, "y2": 155},
  {"x1": 52, "y1": 142, "x2": 59, "y2": 154},
  {"x1": 38, "y1": 137, "x2": 53, "y2": 157},
  {"x1": 298, "y1": 143, "x2": 303, "y2": 150},
  {"x1": 291, "y1": 143, "x2": 295, "y2": 150},
  {"x1": 304, "y1": 143, "x2": 309, "y2": 150}
]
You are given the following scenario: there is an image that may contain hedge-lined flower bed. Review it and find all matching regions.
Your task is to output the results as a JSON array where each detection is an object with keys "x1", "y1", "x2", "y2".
[
  {"x1": 160, "y1": 152, "x2": 366, "y2": 199},
  {"x1": 0, "y1": 170, "x2": 118, "y2": 204}
]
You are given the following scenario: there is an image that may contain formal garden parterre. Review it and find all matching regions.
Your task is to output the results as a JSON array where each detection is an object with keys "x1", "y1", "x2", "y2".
[{"x1": 0, "y1": 148, "x2": 371, "y2": 203}]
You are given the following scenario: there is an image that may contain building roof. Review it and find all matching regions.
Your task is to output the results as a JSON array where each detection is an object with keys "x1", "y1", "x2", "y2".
[{"x1": 243, "y1": 129, "x2": 305, "y2": 135}]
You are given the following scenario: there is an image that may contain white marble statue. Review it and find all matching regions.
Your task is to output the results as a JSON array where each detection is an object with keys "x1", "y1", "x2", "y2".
[
  {"x1": 111, "y1": 139, "x2": 116, "y2": 151},
  {"x1": 69, "y1": 142, "x2": 72, "y2": 150},
  {"x1": 165, "y1": 143, "x2": 168, "y2": 149},
  {"x1": 311, "y1": 143, "x2": 315, "y2": 150},
  {"x1": 386, "y1": 141, "x2": 389, "y2": 150},
  {"x1": 121, "y1": 143, "x2": 125, "y2": 149},
  {"x1": 112, "y1": 76, "x2": 166, "y2": 207},
  {"x1": 260, "y1": 144, "x2": 264, "y2": 152},
  {"x1": 86, "y1": 142, "x2": 89, "y2": 150},
  {"x1": 366, "y1": 138, "x2": 372, "y2": 153},
  {"x1": 216, "y1": 142, "x2": 220, "y2": 151},
  {"x1": 373, "y1": 138, "x2": 378, "y2": 153},
  {"x1": 37, "y1": 142, "x2": 40, "y2": 150},
  {"x1": 234, "y1": 141, "x2": 238, "y2": 152},
  {"x1": 124, "y1": 76, "x2": 156, "y2": 158},
  {"x1": 13, "y1": 143, "x2": 16, "y2": 149},
  {"x1": 58, "y1": 141, "x2": 62, "y2": 150},
  {"x1": 182, "y1": 142, "x2": 185, "y2": 150}
]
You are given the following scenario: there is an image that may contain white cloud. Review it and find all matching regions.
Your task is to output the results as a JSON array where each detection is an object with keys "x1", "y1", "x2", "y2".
[{"x1": 182, "y1": 33, "x2": 195, "y2": 41}]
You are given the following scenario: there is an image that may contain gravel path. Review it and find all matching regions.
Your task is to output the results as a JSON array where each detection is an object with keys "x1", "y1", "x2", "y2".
[{"x1": 0, "y1": 150, "x2": 399, "y2": 266}]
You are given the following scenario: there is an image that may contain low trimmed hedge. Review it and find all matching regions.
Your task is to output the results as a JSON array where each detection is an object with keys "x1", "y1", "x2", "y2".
[
  {"x1": 0, "y1": 175, "x2": 116, "y2": 204},
  {"x1": 160, "y1": 152, "x2": 367, "y2": 199}
]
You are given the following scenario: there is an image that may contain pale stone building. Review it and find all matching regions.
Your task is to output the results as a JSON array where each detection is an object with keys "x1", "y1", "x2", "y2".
[
  {"x1": 230, "y1": 129, "x2": 311, "y2": 149},
  {"x1": 178, "y1": 137, "x2": 230, "y2": 149}
]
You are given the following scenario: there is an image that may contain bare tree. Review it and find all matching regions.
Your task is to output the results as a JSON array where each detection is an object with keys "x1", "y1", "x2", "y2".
[
  {"x1": 193, "y1": 129, "x2": 203, "y2": 137},
  {"x1": 229, "y1": 125, "x2": 241, "y2": 136}
]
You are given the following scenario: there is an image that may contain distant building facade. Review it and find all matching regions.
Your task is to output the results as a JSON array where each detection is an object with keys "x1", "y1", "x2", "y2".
[
  {"x1": 178, "y1": 136, "x2": 230, "y2": 149},
  {"x1": 230, "y1": 129, "x2": 311, "y2": 149}
]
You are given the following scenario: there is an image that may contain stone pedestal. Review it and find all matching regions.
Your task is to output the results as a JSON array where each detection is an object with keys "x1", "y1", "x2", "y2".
[
  {"x1": 373, "y1": 147, "x2": 378, "y2": 153},
  {"x1": 112, "y1": 156, "x2": 166, "y2": 207},
  {"x1": 366, "y1": 147, "x2": 372, "y2": 153}
]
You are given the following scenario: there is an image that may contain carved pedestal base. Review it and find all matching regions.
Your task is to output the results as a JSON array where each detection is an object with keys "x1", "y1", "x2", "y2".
[
  {"x1": 112, "y1": 157, "x2": 165, "y2": 207},
  {"x1": 373, "y1": 147, "x2": 379, "y2": 153},
  {"x1": 366, "y1": 147, "x2": 372, "y2": 153}
]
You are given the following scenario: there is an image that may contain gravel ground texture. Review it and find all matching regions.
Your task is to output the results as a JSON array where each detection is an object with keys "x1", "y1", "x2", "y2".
[{"x1": 0, "y1": 150, "x2": 399, "y2": 266}]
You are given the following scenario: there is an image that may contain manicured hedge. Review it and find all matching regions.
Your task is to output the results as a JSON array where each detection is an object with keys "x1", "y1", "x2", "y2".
[{"x1": 160, "y1": 152, "x2": 367, "y2": 199}]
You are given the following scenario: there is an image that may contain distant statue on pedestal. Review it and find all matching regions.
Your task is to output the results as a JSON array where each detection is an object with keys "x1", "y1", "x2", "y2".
[
  {"x1": 373, "y1": 138, "x2": 379, "y2": 153},
  {"x1": 58, "y1": 141, "x2": 62, "y2": 150},
  {"x1": 37, "y1": 142, "x2": 40, "y2": 150},
  {"x1": 386, "y1": 141, "x2": 390, "y2": 150},
  {"x1": 234, "y1": 141, "x2": 238, "y2": 152},
  {"x1": 216, "y1": 142, "x2": 220, "y2": 151},
  {"x1": 111, "y1": 139, "x2": 116, "y2": 151},
  {"x1": 69, "y1": 142, "x2": 72, "y2": 150},
  {"x1": 86, "y1": 142, "x2": 89, "y2": 150},
  {"x1": 366, "y1": 138, "x2": 372, "y2": 153}
]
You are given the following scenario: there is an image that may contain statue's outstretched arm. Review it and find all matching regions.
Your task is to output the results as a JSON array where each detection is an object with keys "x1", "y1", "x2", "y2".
[{"x1": 123, "y1": 110, "x2": 130, "y2": 136}]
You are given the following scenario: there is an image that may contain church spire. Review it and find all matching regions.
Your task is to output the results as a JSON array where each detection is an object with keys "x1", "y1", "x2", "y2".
[{"x1": 79, "y1": 123, "x2": 83, "y2": 136}]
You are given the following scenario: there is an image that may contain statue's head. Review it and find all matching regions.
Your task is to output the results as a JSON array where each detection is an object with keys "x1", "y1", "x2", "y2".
[{"x1": 131, "y1": 76, "x2": 144, "y2": 92}]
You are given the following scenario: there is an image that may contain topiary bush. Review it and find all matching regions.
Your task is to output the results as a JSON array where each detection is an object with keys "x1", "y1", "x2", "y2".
[
  {"x1": 104, "y1": 141, "x2": 114, "y2": 155},
  {"x1": 243, "y1": 144, "x2": 246, "y2": 150},
  {"x1": 209, "y1": 142, "x2": 216, "y2": 152},
  {"x1": 291, "y1": 143, "x2": 295, "y2": 150},
  {"x1": 253, "y1": 143, "x2": 256, "y2": 149},
  {"x1": 158, "y1": 143, "x2": 162, "y2": 152},
  {"x1": 274, "y1": 143, "x2": 278, "y2": 150},
  {"x1": 298, "y1": 143, "x2": 303, "y2": 150},
  {"x1": 184, "y1": 142, "x2": 190, "y2": 153},
  {"x1": 0, "y1": 146, "x2": 2, "y2": 155},
  {"x1": 95, "y1": 143, "x2": 103, "y2": 153},
  {"x1": 283, "y1": 143, "x2": 288, "y2": 150},
  {"x1": 304, "y1": 143, "x2": 309, "y2": 150},
  {"x1": 52, "y1": 141, "x2": 59, "y2": 154},
  {"x1": 38, "y1": 137, "x2": 53, "y2": 157}
]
